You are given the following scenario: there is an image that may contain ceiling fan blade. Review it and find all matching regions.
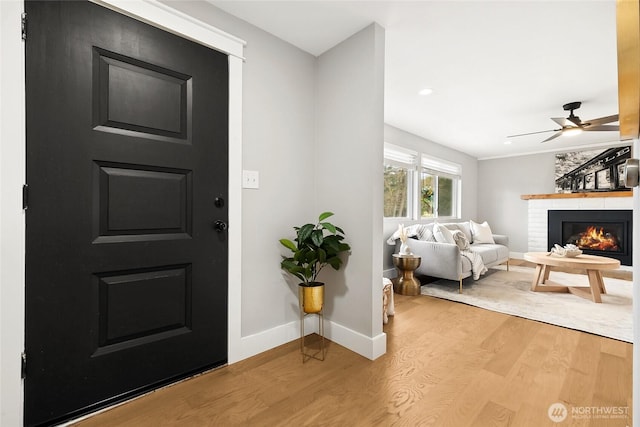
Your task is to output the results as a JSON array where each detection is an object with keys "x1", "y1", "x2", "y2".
[
  {"x1": 584, "y1": 114, "x2": 619, "y2": 126},
  {"x1": 583, "y1": 125, "x2": 620, "y2": 132},
  {"x1": 541, "y1": 131, "x2": 563, "y2": 143},
  {"x1": 506, "y1": 129, "x2": 559, "y2": 138},
  {"x1": 551, "y1": 117, "x2": 568, "y2": 127}
]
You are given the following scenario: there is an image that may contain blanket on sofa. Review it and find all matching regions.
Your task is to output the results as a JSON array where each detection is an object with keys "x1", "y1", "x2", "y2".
[
  {"x1": 461, "y1": 249, "x2": 487, "y2": 280},
  {"x1": 451, "y1": 230, "x2": 487, "y2": 280}
]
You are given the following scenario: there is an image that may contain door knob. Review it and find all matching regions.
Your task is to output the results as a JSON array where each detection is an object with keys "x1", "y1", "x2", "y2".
[{"x1": 213, "y1": 220, "x2": 228, "y2": 232}]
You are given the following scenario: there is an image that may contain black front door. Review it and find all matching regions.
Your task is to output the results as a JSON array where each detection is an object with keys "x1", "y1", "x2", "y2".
[{"x1": 24, "y1": 1, "x2": 229, "y2": 425}]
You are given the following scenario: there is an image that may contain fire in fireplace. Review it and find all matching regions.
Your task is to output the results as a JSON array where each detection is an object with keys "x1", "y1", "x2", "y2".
[
  {"x1": 568, "y1": 225, "x2": 621, "y2": 252},
  {"x1": 548, "y1": 210, "x2": 632, "y2": 265}
]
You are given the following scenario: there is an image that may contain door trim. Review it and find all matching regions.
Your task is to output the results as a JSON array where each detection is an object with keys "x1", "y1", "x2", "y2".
[
  {"x1": 91, "y1": 0, "x2": 246, "y2": 60},
  {"x1": 0, "y1": 1, "x2": 244, "y2": 424},
  {"x1": 634, "y1": 139, "x2": 639, "y2": 420}
]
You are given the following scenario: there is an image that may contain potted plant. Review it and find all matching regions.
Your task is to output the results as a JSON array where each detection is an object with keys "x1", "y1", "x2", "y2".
[{"x1": 279, "y1": 212, "x2": 351, "y2": 314}]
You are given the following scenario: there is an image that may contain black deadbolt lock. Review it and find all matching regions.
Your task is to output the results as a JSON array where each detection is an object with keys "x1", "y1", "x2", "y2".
[
  {"x1": 213, "y1": 220, "x2": 228, "y2": 232},
  {"x1": 214, "y1": 197, "x2": 225, "y2": 208}
]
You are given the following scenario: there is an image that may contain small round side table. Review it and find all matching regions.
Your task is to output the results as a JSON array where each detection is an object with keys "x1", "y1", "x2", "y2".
[{"x1": 392, "y1": 254, "x2": 422, "y2": 296}]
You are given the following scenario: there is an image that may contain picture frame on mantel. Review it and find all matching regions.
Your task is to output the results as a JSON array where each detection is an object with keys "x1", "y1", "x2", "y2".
[{"x1": 555, "y1": 145, "x2": 632, "y2": 193}]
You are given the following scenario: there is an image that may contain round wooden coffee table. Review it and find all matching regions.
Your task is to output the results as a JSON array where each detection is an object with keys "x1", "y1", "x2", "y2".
[{"x1": 523, "y1": 252, "x2": 620, "y2": 303}]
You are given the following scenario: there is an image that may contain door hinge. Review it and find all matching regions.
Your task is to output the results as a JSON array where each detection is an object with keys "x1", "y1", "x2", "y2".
[
  {"x1": 22, "y1": 184, "x2": 28, "y2": 210},
  {"x1": 21, "y1": 352, "x2": 26, "y2": 379},
  {"x1": 21, "y1": 13, "x2": 27, "y2": 41}
]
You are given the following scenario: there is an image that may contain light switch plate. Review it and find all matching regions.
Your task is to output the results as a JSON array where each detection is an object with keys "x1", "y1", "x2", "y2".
[{"x1": 242, "y1": 170, "x2": 259, "y2": 189}]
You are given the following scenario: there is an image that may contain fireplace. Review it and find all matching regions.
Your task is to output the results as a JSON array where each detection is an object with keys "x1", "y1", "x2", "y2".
[{"x1": 547, "y1": 210, "x2": 633, "y2": 265}]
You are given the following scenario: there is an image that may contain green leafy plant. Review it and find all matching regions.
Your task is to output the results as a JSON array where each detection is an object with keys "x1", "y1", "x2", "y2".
[
  {"x1": 421, "y1": 185, "x2": 434, "y2": 215},
  {"x1": 279, "y1": 212, "x2": 351, "y2": 286}
]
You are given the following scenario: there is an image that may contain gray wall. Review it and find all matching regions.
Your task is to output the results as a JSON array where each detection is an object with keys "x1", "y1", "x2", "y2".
[
  {"x1": 163, "y1": 3, "x2": 386, "y2": 353},
  {"x1": 383, "y1": 124, "x2": 479, "y2": 270},
  {"x1": 316, "y1": 24, "x2": 385, "y2": 340},
  {"x1": 477, "y1": 153, "x2": 556, "y2": 254},
  {"x1": 161, "y1": 1, "x2": 317, "y2": 336}
]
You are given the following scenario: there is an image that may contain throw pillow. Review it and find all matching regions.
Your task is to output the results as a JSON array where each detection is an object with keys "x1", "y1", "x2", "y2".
[
  {"x1": 415, "y1": 224, "x2": 435, "y2": 241},
  {"x1": 451, "y1": 230, "x2": 470, "y2": 251},
  {"x1": 433, "y1": 222, "x2": 455, "y2": 245},
  {"x1": 470, "y1": 220, "x2": 495, "y2": 244}
]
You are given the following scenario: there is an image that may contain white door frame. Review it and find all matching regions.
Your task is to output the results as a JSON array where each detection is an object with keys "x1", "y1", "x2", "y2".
[
  {"x1": 0, "y1": 1, "x2": 245, "y2": 424},
  {"x1": 633, "y1": 139, "x2": 639, "y2": 421}
]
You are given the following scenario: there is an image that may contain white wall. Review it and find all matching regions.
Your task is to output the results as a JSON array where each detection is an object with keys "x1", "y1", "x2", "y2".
[
  {"x1": 315, "y1": 24, "x2": 386, "y2": 357},
  {"x1": 382, "y1": 124, "x2": 479, "y2": 270},
  {"x1": 0, "y1": 1, "x2": 26, "y2": 425},
  {"x1": 477, "y1": 153, "x2": 555, "y2": 254}
]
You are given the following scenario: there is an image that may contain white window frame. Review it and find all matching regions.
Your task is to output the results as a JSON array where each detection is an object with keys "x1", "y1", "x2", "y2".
[
  {"x1": 420, "y1": 154, "x2": 462, "y2": 220},
  {"x1": 383, "y1": 143, "x2": 462, "y2": 221},
  {"x1": 383, "y1": 143, "x2": 417, "y2": 220}
]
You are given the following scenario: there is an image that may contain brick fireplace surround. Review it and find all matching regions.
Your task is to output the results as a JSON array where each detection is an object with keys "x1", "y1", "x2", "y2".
[{"x1": 522, "y1": 192, "x2": 633, "y2": 267}]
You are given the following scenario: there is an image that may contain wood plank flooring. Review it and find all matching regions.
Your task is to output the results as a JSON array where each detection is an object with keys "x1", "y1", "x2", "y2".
[{"x1": 75, "y1": 266, "x2": 633, "y2": 427}]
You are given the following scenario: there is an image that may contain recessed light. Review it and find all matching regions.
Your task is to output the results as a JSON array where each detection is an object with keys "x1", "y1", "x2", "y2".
[
  {"x1": 504, "y1": 140, "x2": 512, "y2": 145},
  {"x1": 418, "y1": 88, "x2": 433, "y2": 96}
]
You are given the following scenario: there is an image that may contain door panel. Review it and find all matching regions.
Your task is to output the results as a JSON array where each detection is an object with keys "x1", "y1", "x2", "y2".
[
  {"x1": 95, "y1": 264, "x2": 192, "y2": 354},
  {"x1": 94, "y1": 161, "x2": 192, "y2": 240},
  {"x1": 24, "y1": 1, "x2": 229, "y2": 425},
  {"x1": 93, "y1": 47, "x2": 191, "y2": 142}
]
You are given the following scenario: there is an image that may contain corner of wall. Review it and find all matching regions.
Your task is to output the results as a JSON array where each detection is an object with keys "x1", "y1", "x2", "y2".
[{"x1": 314, "y1": 22, "x2": 386, "y2": 354}]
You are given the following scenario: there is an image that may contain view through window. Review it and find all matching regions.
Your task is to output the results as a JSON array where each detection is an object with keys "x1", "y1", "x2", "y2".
[
  {"x1": 383, "y1": 144, "x2": 416, "y2": 219},
  {"x1": 384, "y1": 164, "x2": 409, "y2": 218},
  {"x1": 384, "y1": 143, "x2": 461, "y2": 220}
]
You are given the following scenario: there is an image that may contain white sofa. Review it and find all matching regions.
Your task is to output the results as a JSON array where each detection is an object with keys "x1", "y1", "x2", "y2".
[{"x1": 393, "y1": 221, "x2": 509, "y2": 292}]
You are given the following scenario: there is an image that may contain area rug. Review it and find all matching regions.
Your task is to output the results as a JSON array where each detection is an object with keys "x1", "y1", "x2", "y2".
[{"x1": 421, "y1": 265, "x2": 632, "y2": 342}]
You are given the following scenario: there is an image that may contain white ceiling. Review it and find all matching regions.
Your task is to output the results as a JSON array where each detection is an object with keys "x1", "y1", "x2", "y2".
[{"x1": 210, "y1": 1, "x2": 621, "y2": 159}]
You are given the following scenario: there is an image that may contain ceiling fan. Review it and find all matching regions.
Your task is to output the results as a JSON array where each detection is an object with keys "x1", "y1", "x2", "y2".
[{"x1": 507, "y1": 102, "x2": 619, "y2": 143}]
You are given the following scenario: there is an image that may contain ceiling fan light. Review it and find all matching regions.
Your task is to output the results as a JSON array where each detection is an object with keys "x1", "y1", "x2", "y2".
[{"x1": 563, "y1": 127, "x2": 583, "y2": 137}]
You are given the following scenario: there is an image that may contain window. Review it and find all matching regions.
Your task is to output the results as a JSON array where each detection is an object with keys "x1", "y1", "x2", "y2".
[
  {"x1": 384, "y1": 143, "x2": 461, "y2": 220},
  {"x1": 420, "y1": 155, "x2": 461, "y2": 219},
  {"x1": 383, "y1": 144, "x2": 416, "y2": 219}
]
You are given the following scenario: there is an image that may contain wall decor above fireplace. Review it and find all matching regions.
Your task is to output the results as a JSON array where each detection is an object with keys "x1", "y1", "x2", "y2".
[
  {"x1": 547, "y1": 210, "x2": 633, "y2": 266},
  {"x1": 555, "y1": 145, "x2": 632, "y2": 193}
]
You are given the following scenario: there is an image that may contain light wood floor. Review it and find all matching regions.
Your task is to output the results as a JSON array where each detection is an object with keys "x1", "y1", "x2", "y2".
[{"x1": 75, "y1": 265, "x2": 633, "y2": 427}]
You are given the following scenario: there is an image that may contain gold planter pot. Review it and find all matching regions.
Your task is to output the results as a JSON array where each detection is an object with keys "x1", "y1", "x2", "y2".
[{"x1": 299, "y1": 282, "x2": 324, "y2": 314}]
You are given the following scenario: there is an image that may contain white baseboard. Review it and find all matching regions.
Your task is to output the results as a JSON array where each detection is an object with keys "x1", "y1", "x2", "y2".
[
  {"x1": 370, "y1": 332, "x2": 388, "y2": 359},
  {"x1": 230, "y1": 316, "x2": 386, "y2": 364},
  {"x1": 230, "y1": 315, "x2": 317, "y2": 363},
  {"x1": 324, "y1": 321, "x2": 387, "y2": 360}
]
